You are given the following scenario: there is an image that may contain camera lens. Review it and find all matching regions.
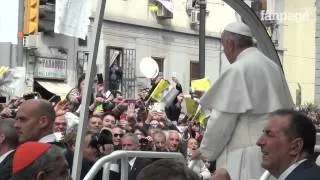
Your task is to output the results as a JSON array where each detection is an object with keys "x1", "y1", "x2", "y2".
[
  {"x1": 98, "y1": 129, "x2": 113, "y2": 145},
  {"x1": 140, "y1": 138, "x2": 148, "y2": 144},
  {"x1": 89, "y1": 134, "x2": 100, "y2": 148}
]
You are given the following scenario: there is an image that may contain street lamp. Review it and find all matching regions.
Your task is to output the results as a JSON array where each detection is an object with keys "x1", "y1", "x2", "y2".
[{"x1": 199, "y1": 0, "x2": 206, "y2": 78}]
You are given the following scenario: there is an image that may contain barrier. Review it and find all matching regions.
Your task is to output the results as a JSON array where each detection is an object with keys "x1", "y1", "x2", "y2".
[
  {"x1": 83, "y1": 150, "x2": 184, "y2": 180},
  {"x1": 85, "y1": 139, "x2": 320, "y2": 180}
]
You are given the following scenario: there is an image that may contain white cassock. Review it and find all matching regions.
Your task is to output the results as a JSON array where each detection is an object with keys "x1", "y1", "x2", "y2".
[{"x1": 199, "y1": 47, "x2": 294, "y2": 180}]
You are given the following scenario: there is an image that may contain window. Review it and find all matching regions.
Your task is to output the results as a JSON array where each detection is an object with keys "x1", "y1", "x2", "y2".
[
  {"x1": 105, "y1": 47, "x2": 124, "y2": 91},
  {"x1": 251, "y1": 0, "x2": 267, "y2": 18},
  {"x1": 152, "y1": 57, "x2": 164, "y2": 74},
  {"x1": 78, "y1": 36, "x2": 87, "y2": 46},
  {"x1": 190, "y1": 61, "x2": 200, "y2": 81}
]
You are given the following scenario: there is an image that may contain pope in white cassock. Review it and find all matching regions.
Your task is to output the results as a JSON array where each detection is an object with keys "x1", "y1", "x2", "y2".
[{"x1": 192, "y1": 22, "x2": 294, "y2": 180}]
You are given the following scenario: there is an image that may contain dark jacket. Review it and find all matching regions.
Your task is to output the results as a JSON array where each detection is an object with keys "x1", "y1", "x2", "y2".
[
  {"x1": 0, "y1": 150, "x2": 15, "y2": 180},
  {"x1": 285, "y1": 159, "x2": 320, "y2": 180},
  {"x1": 65, "y1": 149, "x2": 120, "y2": 180},
  {"x1": 165, "y1": 83, "x2": 183, "y2": 122},
  {"x1": 112, "y1": 157, "x2": 153, "y2": 180},
  {"x1": 65, "y1": 149, "x2": 104, "y2": 180},
  {"x1": 128, "y1": 157, "x2": 153, "y2": 180}
]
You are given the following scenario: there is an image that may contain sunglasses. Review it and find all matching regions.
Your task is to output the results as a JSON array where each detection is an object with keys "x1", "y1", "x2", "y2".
[
  {"x1": 114, "y1": 133, "x2": 124, "y2": 137},
  {"x1": 149, "y1": 124, "x2": 160, "y2": 129}
]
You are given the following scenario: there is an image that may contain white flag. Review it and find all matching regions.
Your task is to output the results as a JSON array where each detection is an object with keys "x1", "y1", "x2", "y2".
[
  {"x1": 54, "y1": 0, "x2": 92, "y2": 39},
  {"x1": 157, "y1": 0, "x2": 174, "y2": 13}
]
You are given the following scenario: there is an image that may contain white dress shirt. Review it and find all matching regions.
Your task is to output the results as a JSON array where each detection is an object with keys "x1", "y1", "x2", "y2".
[
  {"x1": 129, "y1": 157, "x2": 137, "y2": 170},
  {"x1": 316, "y1": 155, "x2": 320, "y2": 166},
  {"x1": 38, "y1": 133, "x2": 57, "y2": 143},
  {"x1": 0, "y1": 150, "x2": 14, "y2": 164},
  {"x1": 278, "y1": 159, "x2": 307, "y2": 180}
]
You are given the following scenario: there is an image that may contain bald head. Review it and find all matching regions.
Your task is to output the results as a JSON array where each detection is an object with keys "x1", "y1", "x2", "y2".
[
  {"x1": 20, "y1": 99, "x2": 56, "y2": 123},
  {"x1": 15, "y1": 99, "x2": 56, "y2": 142}
]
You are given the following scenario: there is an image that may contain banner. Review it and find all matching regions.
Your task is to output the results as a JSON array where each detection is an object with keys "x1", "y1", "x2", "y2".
[
  {"x1": 161, "y1": 87, "x2": 179, "y2": 107},
  {"x1": 184, "y1": 95, "x2": 198, "y2": 116},
  {"x1": 148, "y1": 79, "x2": 170, "y2": 102},
  {"x1": 183, "y1": 94, "x2": 209, "y2": 126},
  {"x1": 0, "y1": 66, "x2": 26, "y2": 97},
  {"x1": 54, "y1": 0, "x2": 92, "y2": 39},
  {"x1": 191, "y1": 78, "x2": 211, "y2": 92},
  {"x1": 192, "y1": 107, "x2": 208, "y2": 126}
]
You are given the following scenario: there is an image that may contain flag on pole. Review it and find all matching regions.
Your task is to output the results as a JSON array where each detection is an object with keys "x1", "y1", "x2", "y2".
[
  {"x1": 192, "y1": 107, "x2": 208, "y2": 126},
  {"x1": 183, "y1": 94, "x2": 209, "y2": 126},
  {"x1": 148, "y1": 79, "x2": 170, "y2": 102},
  {"x1": 54, "y1": 0, "x2": 93, "y2": 39},
  {"x1": 191, "y1": 78, "x2": 211, "y2": 92},
  {"x1": 184, "y1": 95, "x2": 198, "y2": 116}
]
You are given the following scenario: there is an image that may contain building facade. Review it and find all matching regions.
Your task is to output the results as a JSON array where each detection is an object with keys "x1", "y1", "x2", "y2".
[
  {"x1": 77, "y1": 0, "x2": 239, "y2": 97},
  {"x1": 316, "y1": 0, "x2": 320, "y2": 104},
  {"x1": 13, "y1": 0, "x2": 286, "y2": 99},
  {"x1": 282, "y1": 0, "x2": 316, "y2": 105}
]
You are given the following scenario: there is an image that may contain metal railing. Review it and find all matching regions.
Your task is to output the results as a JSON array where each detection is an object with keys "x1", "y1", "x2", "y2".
[
  {"x1": 85, "y1": 144, "x2": 320, "y2": 180},
  {"x1": 83, "y1": 150, "x2": 184, "y2": 180}
]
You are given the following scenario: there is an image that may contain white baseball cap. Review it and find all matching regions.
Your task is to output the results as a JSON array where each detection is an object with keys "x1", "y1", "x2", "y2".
[{"x1": 224, "y1": 22, "x2": 253, "y2": 37}]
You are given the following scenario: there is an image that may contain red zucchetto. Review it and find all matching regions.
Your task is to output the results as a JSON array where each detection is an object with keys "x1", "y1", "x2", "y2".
[{"x1": 12, "y1": 142, "x2": 51, "y2": 175}]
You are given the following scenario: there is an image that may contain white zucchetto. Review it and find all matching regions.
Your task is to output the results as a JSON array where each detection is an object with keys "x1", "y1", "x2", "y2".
[{"x1": 224, "y1": 22, "x2": 253, "y2": 37}]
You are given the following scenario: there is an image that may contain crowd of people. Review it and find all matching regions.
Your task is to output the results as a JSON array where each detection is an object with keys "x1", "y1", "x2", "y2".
[
  {"x1": 297, "y1": 103, "x2": 320, "y2": 131},
  {"x1": 1, "y1": 22, "x2": 320, "y2": 180},
  {"x1": 0, "y1": 69, "x2": 216, "y2": 180}
]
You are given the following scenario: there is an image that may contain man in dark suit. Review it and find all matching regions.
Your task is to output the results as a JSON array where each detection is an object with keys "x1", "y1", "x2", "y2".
[
  {"x1": 256, "y1": 109, "x2": 320, "y2": 179},
  {"x1": 11, "y1": 142, "x2": 72, "y2": 180},
  {"x1": 121, "y1": 133, "x2": 152, "y2": 180},
  {"x1": 285, "y1": 159, "x2": 320, "y2": 180},
  {"x1": 137, "y1": 159, "x2": 201, "y2": 180},
  {"x1": 0, "y1": 118, "x2": 19, "y2": 180}
]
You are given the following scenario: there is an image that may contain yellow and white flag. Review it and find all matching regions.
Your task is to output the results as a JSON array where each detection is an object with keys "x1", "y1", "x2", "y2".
[
  {"x1": 191, "y1": 78, "x2": 211, "y2": 92},
  {"x1": 184, "y1": 95, "x2": 198, "y2": 117},
  {"x1": 148, "y1": 79, "x2": 170, "y2": 102}
]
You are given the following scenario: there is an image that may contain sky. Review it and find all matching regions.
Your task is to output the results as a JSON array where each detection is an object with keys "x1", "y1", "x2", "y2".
[{"x1": 0, "y1": 0, "x2": 18, "y2": 44}]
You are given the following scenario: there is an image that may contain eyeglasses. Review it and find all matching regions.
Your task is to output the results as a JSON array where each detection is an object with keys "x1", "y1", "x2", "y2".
[
  {"x1": 149, "y1": 124, "x2": 160, "y2": 129},
  {"x1": 114, "y1": 133, "x2": 124, "y2": 137}
]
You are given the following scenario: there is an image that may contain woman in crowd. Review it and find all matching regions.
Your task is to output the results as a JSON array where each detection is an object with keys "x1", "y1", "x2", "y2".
[
  {"x1": 66, "y1": 75, "x2": 86, "y2": 112},
  {"x1": 187, "y1": 138, "x2": 211, "y2": 180}
]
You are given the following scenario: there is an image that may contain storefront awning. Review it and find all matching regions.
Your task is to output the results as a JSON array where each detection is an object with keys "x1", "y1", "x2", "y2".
[
  {"x1": 157, "y1": 0, "x2": 173, "y2": 13},
  {"x1": 149, "y1": 0, "x2": 174, "y2": 13},
  {"x1": 35, "y1": 80, "x2": 72, "y2": 100}
]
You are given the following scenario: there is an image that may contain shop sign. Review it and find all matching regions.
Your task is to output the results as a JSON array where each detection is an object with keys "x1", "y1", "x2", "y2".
[{"x1": 34, "y1": 57, "x2": 67, "y2": 80}]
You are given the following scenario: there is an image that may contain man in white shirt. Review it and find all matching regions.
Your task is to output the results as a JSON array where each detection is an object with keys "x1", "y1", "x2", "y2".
[
  {"x1": 256, "y1": 109, "x2": 320, "y2": 180},
  {"x1": 0, "y1": 118, "x2": 19, "y2": 180},
  {"x1": 15, "y1": 99, "x2": 59, "y2": 144},
  {"x1": 192, "y1": 22, "x2": 293, "y2": 180}
]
